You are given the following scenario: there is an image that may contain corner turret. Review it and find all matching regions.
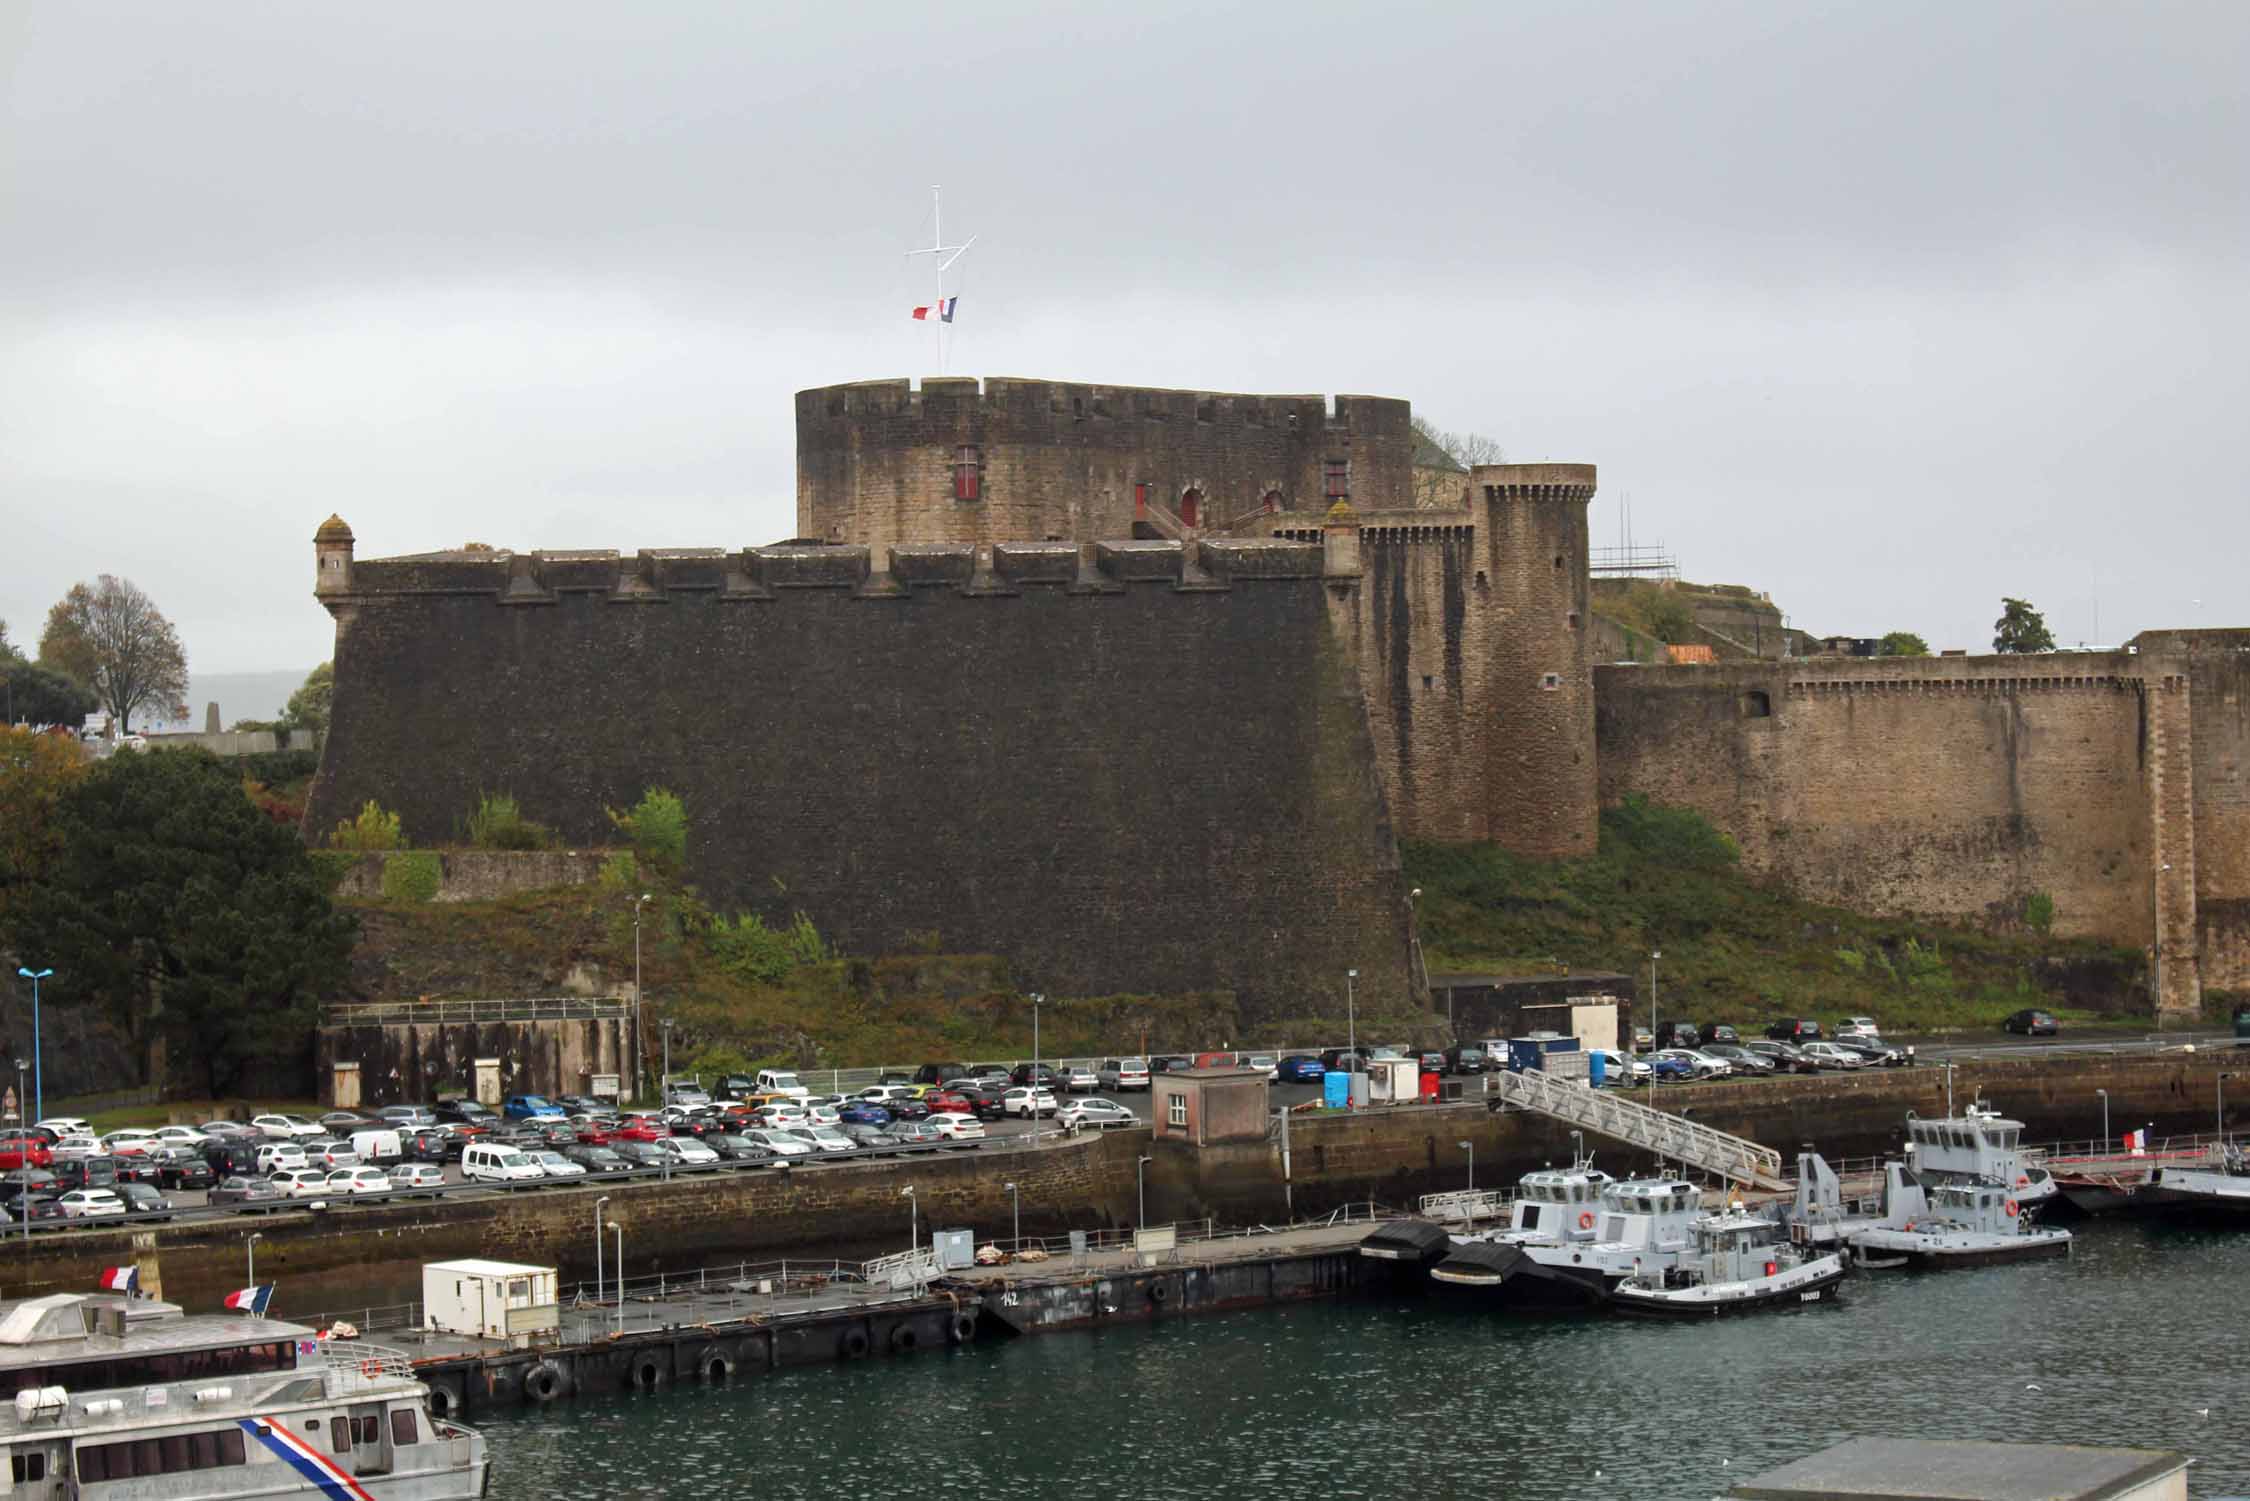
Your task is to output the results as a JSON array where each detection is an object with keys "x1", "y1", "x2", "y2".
[
  {"x1": 1323, "y1": 498, "x2": 1362, "y2": 578},
  {"x1": 314, "y1": 514, "x2": 355, "y2": 598}
]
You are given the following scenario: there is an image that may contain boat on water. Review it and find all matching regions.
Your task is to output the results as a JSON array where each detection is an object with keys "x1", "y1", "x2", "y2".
[
  {"x1": 1608, "y1": 1209, "x2": 1845, "y2": 1319},
  {"x1": 2142, "y1": 1148, "x2": 2250, "y2": 1219},
  {"x1": 1846, "y1": 1165, "x2": 2073, "y2": 1268},
  {"x1": 1429, "y1": 1177, "x2": 1703, "y2": 1308},
  {"x1": 0, "y1": 1290, "x2": 487, "y2": 1500},
  {"x1": 1905, "y1": 1103, "x2": 2056, "y2": 1211},
  {"x1": 1358, "y1": 1162, "x2": 1613, "y2": 1280}
]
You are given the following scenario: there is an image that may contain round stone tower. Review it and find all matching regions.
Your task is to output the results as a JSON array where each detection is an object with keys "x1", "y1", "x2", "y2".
[
  {"x1": 314, "y1": 513, "x2": 355, "y2": 597},
  {"x1": 1477, "y1": 464, "x2": 1598, "y2": 858}
]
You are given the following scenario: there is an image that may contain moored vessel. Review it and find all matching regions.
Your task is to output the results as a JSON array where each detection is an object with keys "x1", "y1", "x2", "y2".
[{"x1": 1608, "y1": 1210, "x2": 1845, "y2": 1318}]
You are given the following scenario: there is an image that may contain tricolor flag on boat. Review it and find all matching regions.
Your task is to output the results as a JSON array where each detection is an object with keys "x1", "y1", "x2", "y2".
[
  {"x1": 223, "y1": 1285, "x2": 274, "y2": 1315},
  {"x1": 2123, "y1": 1128, "x2": 2148, "y2": 1155},
  {"x1": 98, "y1": 1266, "x2": 137, "y2": 1294},
  {"x1": 911, "y1": 296, "x2": 958, "y2": 323}
]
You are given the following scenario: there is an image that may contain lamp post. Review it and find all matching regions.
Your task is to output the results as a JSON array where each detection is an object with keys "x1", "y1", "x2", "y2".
[
  {"x1": 1457, "y1": 1139, "x2": 1473, "y2": 1192},
  {"x1": 1137, "y1": 1154, "x2": 1152, "y2": 1229},
  {"x1": 245, "y1": 1232, "x2": 263, "y2": 1300},
  {"x1": 660, "y1": 1019, "x2": 673, "y2": 1101},
  {"x1": 15, "y1": 968, "x2": 52, "y2": 1124},
  {"x1": 1345, "y1": 969, "x2": 1358, "y2": 1073},
  {"x1": 2097, "y1": 1089, "x2": 2109, "y2": 1148},
  {"x1": 611, "y1": 1223, "x2": 624, "y2": 1336},
  {"x1": 594, "y1": 1195, "x2": 609, "y2": 1307},
  {"x1": 632, "y1": 893, "x2": 651, "y2": 1101},
  {"x1": 14, "y1": 1060, "x2": 26, "y2": 1269},
  {"x1": 1409, "y1": 888, "x2": 1428, "y2": 1004},
  {"x1": 1004, "y1": 1181, "x2": 1019, "y2": 1249},
  {"x1": 1648, "y1": 950, "x2": 1661, "y2": 1114},
  {"x1": 1030, "y1": 994, "x2": 1043, "y2": 1104},
  {"x1": 2220, "y1": 1074, "x2": 2234, "y2": 1143}
]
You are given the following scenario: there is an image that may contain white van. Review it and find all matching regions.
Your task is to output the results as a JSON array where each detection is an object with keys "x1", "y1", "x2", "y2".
[
  {"x1": 349, "y1": 1129, "x2": 404, "y2": 1164},
  {"x1": 755, "y1": 1069, "x2": 811, "y2": 1102},
  {"x1": 461, "y1": 1143, "x2": 545, "y2": 1183}
]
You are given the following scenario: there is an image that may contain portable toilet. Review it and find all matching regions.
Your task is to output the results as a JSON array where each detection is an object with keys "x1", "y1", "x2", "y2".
[
  {"x1": 1322, "y1": 1070, "x2": 1352, "y2": 1109},
  {"x1": 1588, "y1": 1050, "x2": 1608, "y2": 1088}
]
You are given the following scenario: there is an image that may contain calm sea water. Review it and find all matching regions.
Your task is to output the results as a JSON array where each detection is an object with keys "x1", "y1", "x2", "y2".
[{"x1": 476, "y1": 1218, "x2": 2245, "y2": 1500}]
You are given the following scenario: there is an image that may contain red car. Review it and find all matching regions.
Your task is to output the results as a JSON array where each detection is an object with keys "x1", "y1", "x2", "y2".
[
  {"x1": 610, "y1": 1119, "x2": 671, "y2": 1143},
  {"x1": 0, "y1": 1137, "x2": 52, "y2": 1171},
  {"x1": 574, "y1": 1121, "x2": 618, "y2": 1145},
  {"x1": 924, "y1": 1091, "x2": 973, "y2": 1115}
]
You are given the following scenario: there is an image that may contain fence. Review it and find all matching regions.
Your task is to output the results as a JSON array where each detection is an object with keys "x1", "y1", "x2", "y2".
[{"x1": 326, "y1": 997, "x2": 631, "y2": 1026}]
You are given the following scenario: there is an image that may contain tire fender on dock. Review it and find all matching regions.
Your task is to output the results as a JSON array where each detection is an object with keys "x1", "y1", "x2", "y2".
[
  {"x1": 840, "y1": 1326, "x2": 872, "y2": 1360},
  {"x1": 628, "y1": 1353, "x2": 667, "y2": 1392},
  {"x1": 425, "y1": 1372, "x2": 467, "y2": 1419},
  {"x1": 889, "y1": 1323, "x2": 920, "y2": 1354},
  {"x1": 697, "y1": 1346, "x2": 736, "y2": 1383},
  {"x1": 522, "y1": 1360, "x2": 570, "y2": 1406},
  {"x1": 949, "y1": 1312, "x2": 977, "y2": 1345}
]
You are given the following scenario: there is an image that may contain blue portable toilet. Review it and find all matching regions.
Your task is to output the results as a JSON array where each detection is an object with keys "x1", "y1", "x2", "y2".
[
  {"x1": 1322, "y1": 1070, "x2": 1351, "y2": 1109},
  {"x1": 1587, "y1": 1050, "x2": 1607, "y2": 1088}
]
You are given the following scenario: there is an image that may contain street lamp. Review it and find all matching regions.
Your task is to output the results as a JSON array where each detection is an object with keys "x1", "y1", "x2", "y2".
[
  {"x1": 901, "y1": 1186, "x2": 918, "y2": 1263},
  {"x1": 594, "y1": 1196, "x2": 610, "y2": 1306},
  {"x1": 1345, "y1": 969, "x2": 1358, "y2": 1073},
  {"x1": 1456, "y1": 1139, "x2": 1473, "y2": 1192},
  {"x1": 1648, "y1": 950, "x2": 1661, "y2": 1111},
  {"x1": 1408, "y1": 889, "x2": 1428, "y2": 1002},
  {"x1": 14, "y1": 1060, "x2": 26, "y2": 1268},
  {"x1": 1030, "y1": 994, "x2": 1044, "y2": 1103},
  {"x1": 15, "y1": 968, "x2": 52, "y2": 1123},
  {"x1": 1137, "y1": 1154, "x2": 1152, "y2": 1229},
  {"x1": 1004, "y1": 1181, "x2": 1019, "y2": 1248},
  {"x1": 632, "y1": 893, "x2": 651, "y2": 1100},
  {"x1": 660, "y1": 1019, "x2": 674, "y2": 1100},
  {"x1": 244, "y1": 1232, "x2": 263, "y2": 1301},
  {"x1": 611, "y1": 1222, "x2": 624, "y2": 1336},
  {"x1": 2096, "y1": 1089, "x2": 2109, "y2": 1148}
]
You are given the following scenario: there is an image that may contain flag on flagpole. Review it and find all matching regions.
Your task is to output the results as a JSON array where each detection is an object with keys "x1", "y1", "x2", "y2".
[
  {"x1": 98, "y1": 1266, "x2": 137, "y2": 1294},
  {"x1": 223, "y1": 1285, "x2": 274, "y2": 1315},
  {"x1": 2123, "y1": 1128, "x2": 2147, "y2": 1156},
  {"x1": 910, "y1": 297, "x2": 959, "y2": 323}
]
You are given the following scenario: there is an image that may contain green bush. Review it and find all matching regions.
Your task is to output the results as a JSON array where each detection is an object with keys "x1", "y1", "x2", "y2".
[
  {"x1": 307, "y1": 849, "x2": 357, "y2": 892},
  {"x1": 607, "y1": 787, "x2": 687, "y2": 872},
  {"x1": 379, "y1": 851, "x2": 442, "y2": 903},
  {"x1": 709, "y1": 909, "x2": 830, "y2": 984},
  {"x1": 237, "y1": 749, "x2": 320, "y2": 785},
  {"x1": 466, "y1": 792, "x2": 555, "y2": 851},
  {"x1": 330, "y1": 800, "x2": 404, "y2": 851},
  {"x1": 2024, "y1": 891, "x2": 2056, "y2": 935},
  {"x1": 1600, "y1": 795, "x2": 1740, "y2": 871},
  {"x1": 597, "y1": 850, "x2": 639, "y2": 890}
]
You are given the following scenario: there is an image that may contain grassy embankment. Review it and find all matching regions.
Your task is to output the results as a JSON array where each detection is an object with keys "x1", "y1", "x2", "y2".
[{"x1": 1404, "y1": 797, "x2": 2166, "y2": 1035}]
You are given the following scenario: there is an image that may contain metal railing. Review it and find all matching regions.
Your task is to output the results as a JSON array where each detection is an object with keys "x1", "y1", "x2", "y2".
[
  {"x1": 316, "y1": 1341, "x2": 417, "y2": 1394},
  {"x1": 326, "y1": 996, "x2": 631, "y2": 1025},
  {"x1": 1494, "y1": 1067, "x2": 1788, "y2": 1189},
  {"x1": 1419, "y1": 1188, "x2": 1518, "y2": 1224}
]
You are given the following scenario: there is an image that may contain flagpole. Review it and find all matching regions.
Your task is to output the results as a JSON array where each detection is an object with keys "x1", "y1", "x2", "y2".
[{"x1": 906, "y1": 185, "x2": 974, "y2": 375}]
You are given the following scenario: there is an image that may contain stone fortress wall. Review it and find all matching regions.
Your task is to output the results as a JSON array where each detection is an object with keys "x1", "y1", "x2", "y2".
[{"x1": 303, "y1": 527, "x2": 1420, "y2": 1029}]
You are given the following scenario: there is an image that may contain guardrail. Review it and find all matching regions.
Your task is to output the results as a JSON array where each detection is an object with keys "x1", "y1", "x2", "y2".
[{"x1": 327, "y1": 997, "x2": 631, "y2": 1025}]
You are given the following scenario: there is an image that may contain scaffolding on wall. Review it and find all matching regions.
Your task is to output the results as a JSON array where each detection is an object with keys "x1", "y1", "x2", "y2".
[{"x1": 1589, "y1": 543, "x2": 1679, "y2": 579}]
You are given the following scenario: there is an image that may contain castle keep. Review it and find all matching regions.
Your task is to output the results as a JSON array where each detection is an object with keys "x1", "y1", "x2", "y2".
[{"x1": 310, "y1": 374, "x2": 2240, "y2": 1021}]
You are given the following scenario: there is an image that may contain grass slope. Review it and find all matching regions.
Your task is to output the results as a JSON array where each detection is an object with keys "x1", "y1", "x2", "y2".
[{"x1": 1405, "y1": 798, "x2": 2156, "y2": 1034}]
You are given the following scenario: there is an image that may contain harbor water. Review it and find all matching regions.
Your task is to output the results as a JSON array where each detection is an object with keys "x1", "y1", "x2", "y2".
[{"x1": 477, "y1": 1218, "x2": 2248, "y2": 1499}]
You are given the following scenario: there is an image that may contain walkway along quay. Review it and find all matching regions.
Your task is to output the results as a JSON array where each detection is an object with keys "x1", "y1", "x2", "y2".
[
  {"x1": 299, "y1": 1213, "x2": 1387, "y2": 1417},
  {"x1": 5, "y1": 1045, "x2": 2241, "y2": 1309}
]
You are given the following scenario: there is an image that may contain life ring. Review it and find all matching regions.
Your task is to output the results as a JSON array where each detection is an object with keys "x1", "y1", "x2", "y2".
[
  {"x1": 358, "y1": 1359, "x2": 381, "y2": 1379},
  {"x1": 949, "y1": 1313, "x2": 977, "y2": 1345},
  {"x1": 698, "y1": 1347, "x2": 735, "y2": 1383},
  {"x1": 2004, "y1": 1199, "x2": 2019, "y2": 1218},
  {"x1": 2015, "y1": 1175, "x2": 2028, "y2": 1188},
  {"x1": 522, "y1": 1360, "x2": 568, "y2": 1405},
  {"x1": 840, "y1": 1327, "x2": 872, "y2": 1359},
  {"x1": 1902, "y1": 1221, "x2": 1916, "y2": 1233},
  {"x1": 889, "y1": 1324, "x2": 920, "y2": 1354},
  {"x1": 1577, "y1": 1211, "x2": 1595, "y2": 1231}
]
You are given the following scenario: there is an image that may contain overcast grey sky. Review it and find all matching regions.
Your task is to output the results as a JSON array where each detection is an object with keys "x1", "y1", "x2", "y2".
[{"x1": 5, "y1": 1, "x2": 2245, "y2": 676}]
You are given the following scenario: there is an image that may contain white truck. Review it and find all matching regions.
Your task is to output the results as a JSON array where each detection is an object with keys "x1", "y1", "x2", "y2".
[{"x1": 755, "y1": 1068, "x2": 812, "y2": 1102}]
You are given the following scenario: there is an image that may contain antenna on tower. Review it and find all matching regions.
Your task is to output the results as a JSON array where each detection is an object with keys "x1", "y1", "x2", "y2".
[{"x1": 905, "y1": 185, "x2": 976, "y2": 374}]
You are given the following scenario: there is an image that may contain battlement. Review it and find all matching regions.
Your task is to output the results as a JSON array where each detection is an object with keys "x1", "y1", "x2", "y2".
[
  {"x1": 795, "y1": 376, "x2": 1410, "y2": 436},
  {"x1": 1594, "y1": 650, "x2": 2147, "y2": 697},
  {"x1": 321, "y1": 537, "x2": 1334, "y2": 608}
]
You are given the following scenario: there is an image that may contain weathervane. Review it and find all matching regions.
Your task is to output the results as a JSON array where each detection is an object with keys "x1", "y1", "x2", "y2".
[{"x1": 905, "y1": 184, "x2": 975, "y2": 373}]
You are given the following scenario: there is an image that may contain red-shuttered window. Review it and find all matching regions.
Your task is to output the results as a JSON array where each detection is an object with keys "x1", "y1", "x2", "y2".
[{"x1": 953, "y1": 446, "x2": 981, "y2": 502}]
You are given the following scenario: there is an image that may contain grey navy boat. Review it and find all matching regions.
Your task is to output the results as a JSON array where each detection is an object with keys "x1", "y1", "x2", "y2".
[
  {"x1": 1430, "y1": 1177, "x2": 1704, "y2": 1308},
  {"x1": 1608, "y1": 1209, "x2": 1846, "y2": 1318},
  {"x1": 0, "y1": 1290, "x2": 487, "y2": 1501}
]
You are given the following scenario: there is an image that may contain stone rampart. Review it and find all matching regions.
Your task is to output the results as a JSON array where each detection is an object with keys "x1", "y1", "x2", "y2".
[
  {"x1": 327, "y1": 849, "x2": 610, "y2": 904},
  {"x1": 307, "y1": 538, "x2": 1419, "y2": 1027}
]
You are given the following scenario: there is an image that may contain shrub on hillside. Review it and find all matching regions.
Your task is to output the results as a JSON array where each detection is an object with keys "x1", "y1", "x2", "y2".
[
  {"x1": 1599, "y1": 795, "x2": 1740, "y2": 871},
  {"x1": 380, "y1": 851, "x2": 442, "y2": 903},
  {"x1": 709, "y1": 909, "x2": 830, "y2": 984},
  {"x1": 607, "y1": 787, "x2": 686, "y2": 872},
  {"x1": 330, "y1": 800, "x2": 404, "y2": 851},
  {"x1": 465, "y1": 792, "x2": 556, "y2": 851}
]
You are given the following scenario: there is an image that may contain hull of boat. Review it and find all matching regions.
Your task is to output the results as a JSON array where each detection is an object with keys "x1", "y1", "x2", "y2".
[
  {"x1": 1608, "y1": 1262, "x2": 1846, "y2": 1319},
  {"x1": 1428, "y1": 1246, "x2": 1613, "y2": 1310}
]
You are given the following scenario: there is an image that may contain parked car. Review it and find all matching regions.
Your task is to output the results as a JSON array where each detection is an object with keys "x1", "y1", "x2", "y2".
[
  {"x1": 112, "y1": 1181, "x2": 173, "y2": 1217},
  {"x1": 662, "y1": 1082, "x2": 713, "y2": 1110},
  {"x1": 1643, "y1": 1053, "x2": 1694, "y2": 1081},
  {"x1": 33, "y1": 1117, "x2": 93, "y2": 1140},
  {"x1": 1443, "y1": 1045, "x2": 1489, "y2": 1075},
  {"x1": 269, "y1": 1167, "x2": 331, "y2": 1198},
  {"x1": 304, "y1": 1140, "x2": 360, "y2": 1171},
  {"x1": 1832, "y1": 1038, "x2": 1909, "y2": 1067},
  {"x1": 884, "y1": 1096, "x2": 932, "y2": 1122},
  {"x1": 1701, "y1": 1043, "x2": 1774, "y2": 1074},
  {"x1": 461, "y1": 1143, "x2": 545, "y2": 1182},
  {"x1": 55, "y1": 1188, "x2": 127, "y2": 1220},
  {"x1": 1698, "y1": 1023, "x2": 1742, "y2": 1045},
  {"x1": 1589, "y1": 1047, "x2": 1650, "y2": 1085},
  {"x1": 911, "y1": 1062, "x2": 971, "y2": 1088},
  {"x1": 52, "y1": 1157, "x2": 119, "y2": 1190},
  {"x1": 49, "y1": 1135, "x2": 103, "y2": 1162},
  {"x1": 529, "y1": 1151, "x2": 585, "y2": 1179},
  {"x1": 1003, "y1": 1087, "x2": 1059, "y2": 1119},
  {"x1": 1631, "y1": 1027, "x2": 1655, "y2": 1052},
  {"x1": 1058, "y1": 1098, "x2": 1136, "y2": 1131},
  {"x1": 837, "y1": 1101, "x2": 893, "y2": 1127},
  {"x1": 151, "y1": 1149, "x2": 217, "y2": 1190},
  {"x1": 654, "y1": 1137, "x2": 721, "y2": 1168},
  {"x1": 1150, "y1": 1056, "x2": 1196, "y2": 1074},
  {"x1": 390, "y1": 1162, "x2": 447, "y2": 1191},
  {"x1": 376, "y1": 1105, "x2": 440, "y2": 1129},
  {"x1": 0, "y1": 1135, "x2": 54, "y2": 1171},
  {"x1": 435, "y1": 1099, "x2": 502, "y2": 1132},
  {"x1": 1652, "y1": 1021, "x2": 1704, "y2": 1051},
  {"x1": 926, "y1": 1113, "x2": 986, "y2": 1142},
  {"x1": 208, "y1": 1175, "x2": 284, "y2": 1207},
  {"x1": 100, "y1": 1129, "x2": 160, "y2": 1157},
  {"x1": 923, "y1": 1090, "x2": 972, "y2": 1116},
  {"x1": 1277, "y1": 1055, "x2": 1325, "y2": 1083},
  {"x1": 1765, "y1": 1018, "x2": 1824, "y2": 1042},
  {"x1": 610, "y1": 1117, "x2": 672, "y2": 1143},
  {"x1": 409, "y1": 1127, "x2": 470, "y2": 1162},
  {"x1": 0, "y1": 1168, "x2": 58, "y2": 1199},
  {"x1": 735, "y1": 1129, "x2": 814, "y2": 1159},
  {"x1": 2003, "y1": 1009, "x2": 2059, "y2": 1037},
  {"x1": 317, "y1": 1112, "x2": 374, "y2": 1135},
  {"x1": 325, "y1": 1167, "x2": 392, "y2": 1195},
  {"x1": 1799, "y1": 1042, "x2": 1867, "y2": 1070},
  {"x1": 1243, "y1": 1054, "x2": 1280, "y2": 1080},
  {"x1": 1654, "y1": 1048, "x2": 1730, "y2": 1079},
  {"x1": 837, "y1": 1123, "x2": 898, "y2": 1151},
  {"x1": 204, "y1": 1141, "x2": 267, "y2": 1177},
  {"x1": 888, "y1": 1120, "x2": 945, "y2": 1145},
  {"x1": 252, "y1": 1114, "x2": 324, "y2": 1142},
  {"x1": 151, "y1": 1125, "x2": 213, "y2": 1150},
  {"x1": 1059, "y1": 1064, "x2": 1099, "y2": 1094},
  {"x1": 1834, "y1": 1016, "x2": 1882, "y2": 1041},
  {"x1": 1743, "y1": 1039, "x2": 1821, "y2": 1074},
  {"x1": 1096, "y1": 1058, "x2": 1152, "y2": 1090},
  {"x1": 561, "y1": 1144, "x2": 633, "y2": 1175},
  {"x1": 704, "y1": 1133, "x2": 771, "y2": 1163},
  {"x1": 755, "y1": 1069, "x2": 813, "y2": 1102},
  {"x1": 502, "y1": 1095, "x2": 566, "y2": 1122},
  {"x1": 1007, "y1": 1063, "x2": 1060, "y2": 1089}
]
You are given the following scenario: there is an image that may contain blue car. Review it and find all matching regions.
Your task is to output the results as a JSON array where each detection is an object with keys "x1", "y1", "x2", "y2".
[
  {"x1": 836, "y1": 1101, "x2": 893, "y2": 1126},
  {"x1": 503, "y1": 1095, "x2": 565, "y2": 1121},
  {"x1": 1277, "y1": 1055, "x2": 1325, "y2": 1083},
  {"x1": 1645, "y1": 1055, "x2": 1693, "y2": 1082}
]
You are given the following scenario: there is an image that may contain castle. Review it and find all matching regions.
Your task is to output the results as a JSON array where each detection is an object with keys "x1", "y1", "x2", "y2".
[{"x1": 306, "y1": 376, "x2": 2247, "y2": 1022}]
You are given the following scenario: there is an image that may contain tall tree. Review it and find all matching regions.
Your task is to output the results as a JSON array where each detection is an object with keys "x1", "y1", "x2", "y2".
[
  {"x1": 3, "y1": 748, "x2": 355, "y2": 1095},
  {"x1": 1992, "y1": 597, "x2": 2057, "y2": 654},
  {"x1": 1410, "y1": 417, "x2": 1506, "y2": 507},
  {"x1": 0, "y1": 726, "x2": 88, "y2": 925},
  {"x1": 3, "y1": 662, "x2": 100, "y2": 729},
  {"x1": 1878, "y1": 631, "x2": 1931, "y2": 657},
  {"x1": 38, "y1": 575, "x2": 190, "y2": 734},
  {"x1": 282, "y1": 662, "x2": 334, "y2": 737}
]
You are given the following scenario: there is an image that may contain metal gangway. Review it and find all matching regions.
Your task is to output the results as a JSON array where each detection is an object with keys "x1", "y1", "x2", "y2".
[{"x1": 1492, "y1": 1067, "x2": 1789, "y2": 1190}]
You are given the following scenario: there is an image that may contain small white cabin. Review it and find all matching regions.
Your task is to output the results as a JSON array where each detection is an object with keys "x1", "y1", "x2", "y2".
[{"x1": 423, "y1": 1259, "x2": 559, "y2": 1345}]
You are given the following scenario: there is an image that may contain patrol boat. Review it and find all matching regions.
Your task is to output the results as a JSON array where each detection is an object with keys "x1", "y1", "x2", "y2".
[
  {"x1": 1780, "y1": 1154, "x2": 2073, "y2": 1268},
  {"x1": 1359, "y1": 1162, "x2": 1613, "y2": 1279},
  {"x1": 1429, "y1": 1177, "x2": 1703, "y2": 1308},
  {"x1": 1608, "y1": 1209, "x2": 1846, "y2": 1318},
  {"x1": 2142, "y1": 1145, "x2": 2250, "y2": 1220},
  {"x1": 1904, "y1": 1104, "x2": 2055, "y2": 1211},
  {"x1": 0, "y1": 1290, "x2": 487, "y2": 1500}
]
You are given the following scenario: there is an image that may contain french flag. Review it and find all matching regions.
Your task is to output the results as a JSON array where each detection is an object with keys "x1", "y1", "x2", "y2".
[
  {"x1": 2123, "y1": 1128, "x2": 2148, "y2": 1156},
  {"x1": 223, "y1": 1285, "x2": 274, "y2": 1315},
  {"x1": 98, "y1": 1266, "x2": 137, "y2": 1294},
  {"x1": 911, "y1": 296, "x2": 958, "y2": 323}
]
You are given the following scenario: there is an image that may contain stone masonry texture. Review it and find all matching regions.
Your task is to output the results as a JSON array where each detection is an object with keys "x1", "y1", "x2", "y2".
[{"x1": 306, "y1": 540, "x2": 1418, "y2": 1027}]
